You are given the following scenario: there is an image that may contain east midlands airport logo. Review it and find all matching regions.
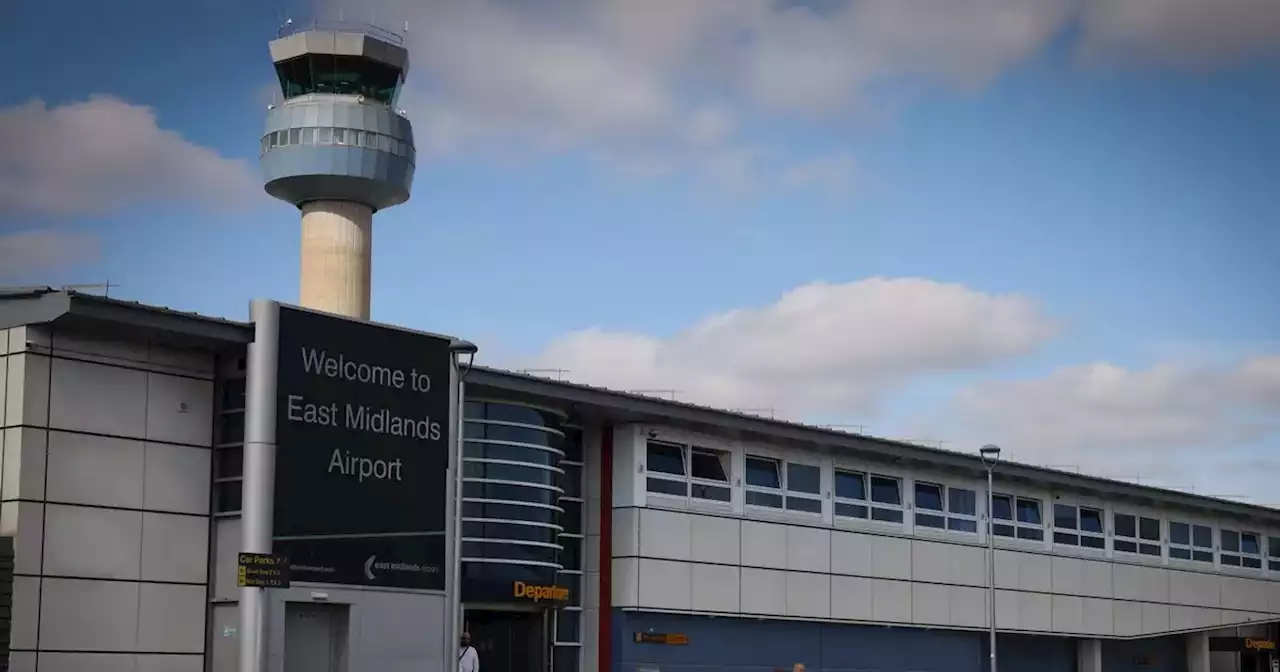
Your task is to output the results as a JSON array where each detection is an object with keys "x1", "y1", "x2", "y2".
[{"x1": 362, "y1": 555, "x2": 440, "y2": 581}]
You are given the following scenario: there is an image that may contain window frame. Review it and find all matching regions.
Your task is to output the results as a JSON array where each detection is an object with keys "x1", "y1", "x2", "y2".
[
  {"x1": 1167, "y1": 518, "x2": 1216, "y2": 565},
  {"x1": 1051, "y1": 500, "x2": 1107, "y2": 551},
  {"x1": 742, "y1": 451, "x2": 824, "y2": 517},
  {"x1": 911, "y1": 478, "x2": 980, "y2": 536},
  {"x1": 1218, "y1": 527, "x2": 1263, "y2": 571},
  {"x1": 989, "y1": 491, "x2": 1046, "y2": 544},
  {"x1": 642, "y1": 438, "x2": 733, "y2": 509},
  {"x1": 1111, "y1": 510, "x2": 1164, "y2": 559},
  {"x1": 832, "y1": 459, "x2": 907, "y2": 528},
  {"x1": 1267, "y1": 534, "x2": 1280, "y2": 573}
]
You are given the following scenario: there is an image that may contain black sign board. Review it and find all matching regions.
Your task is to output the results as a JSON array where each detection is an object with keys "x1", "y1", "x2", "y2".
[
  {"x1": 1210, "y1": 637, "x2": 1277, "y2": 653},
  {"x1": 237, "y1": 553, "x2": 291, "y2": 588},
  {"x1": 271, "y1": 305, "x2": 453, "y2": 590}
]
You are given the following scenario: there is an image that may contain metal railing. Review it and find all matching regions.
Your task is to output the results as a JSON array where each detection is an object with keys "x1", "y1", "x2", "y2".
[{"x1": 276, "y1": 19, "x2": 404, "y2": 45}]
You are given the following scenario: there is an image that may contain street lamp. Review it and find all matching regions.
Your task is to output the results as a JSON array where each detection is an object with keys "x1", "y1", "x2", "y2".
[
  {"x1": 979, "y1": 444, "x2": 1002, "y2": 672},
  {"x1": 448, "y1": 340, "x2": 478, "y2": 664}
]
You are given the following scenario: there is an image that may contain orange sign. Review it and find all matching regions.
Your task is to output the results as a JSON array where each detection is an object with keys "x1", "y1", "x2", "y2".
[{"x1": 512, "y1": 581, "x2": 569, "y2": 602}]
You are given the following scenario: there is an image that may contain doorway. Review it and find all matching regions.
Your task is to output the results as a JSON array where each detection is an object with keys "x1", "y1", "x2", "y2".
[
  {"x1": 466, "y1": 609, "x2": 548, "y2": 672},
  {"x1": 283, "y1": 602, "x2": 349, "y2": 672}
]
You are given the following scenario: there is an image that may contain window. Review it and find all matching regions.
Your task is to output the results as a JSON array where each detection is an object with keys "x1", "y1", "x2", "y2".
[
  {"x1": 1168, "y1": 521, "x2": 1214, "y2": 562},
  {"x1": 1113, "y1": 513, "x2": 1162, "y2": 556},
  {"x1": 1053, "y1": 504, "x2": 1105, "y2": 549},
  {"x1": 744, "y1": 456, "x2": 821, "y2": 514},
  {"x1": 1220, "y1": 529, "x2": 1262, "y2": 569},
  {"x1": 1268, "y1": 537, "x2": 1280, "y2": 571},
  {"x1": 870, "y1": 475, "x2": 905, "y2": 523},
  {"x1": 833, "y1": 469, "x2": 869, "y2": 520},
  {"x1": 913, "y1": 482, "x2": 978, "y2": 533},
  {"x1": 991, "y1": 494, "x2": 1044, "y2": 541},
  {"x1": 644, "y1": 441, "x2": 731, "y2": 503}
]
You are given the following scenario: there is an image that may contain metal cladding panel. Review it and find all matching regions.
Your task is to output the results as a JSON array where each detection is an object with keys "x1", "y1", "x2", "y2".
[
  {"x1": 262, "y1": 98, "x2": 414, "y2": 139},
  {"x1": 269, "y1": 29, "x2": 409, "y2": 73},
  {"x1": 262, "y1": 145, "x2": 413, "y2": 209}
]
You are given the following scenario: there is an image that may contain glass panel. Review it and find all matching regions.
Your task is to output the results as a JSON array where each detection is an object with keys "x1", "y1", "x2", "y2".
[
  {"x1": 1016, "y1": 498, "x2": 1042, "y2": 525},
  {"x1": 1114, "y1": 540, "x2": 1138, "y2": 554},
  {"x1": 462, "y1": 522, "x2": 559, "y2": 544},
  {"x1": 869, "y1": 476, "x2": 901, "y2": 505},
  {"x1": 562, "y1": 428, "x2": 584, "y2": 463},
  {"x1": 1192, "y1": 525, "x2": 1213, "y2": 548},
  {"x1": 558, "y1": 463, "x2": 582, "y2": 498},
  {"x1": 787, "y1": 463, "x2": 821, "y2": 494},
  {"x1": 1170, "y1": 522, "x2": 1190, "y2": 545},
  {"x1": 300, "y1": 127, "x2": 316, "y2": 144},
  {"x1": 1016, "y1": 527, "x2": 1043, "y2": 541},
  {"x1": 745, "y1": 491, "x2": 783, "y2": 509},
  {"x1": 834, "y1": 471, "x2": 866, "y2": 500},
  {"x1": 1222, "y1": 530, "x2": 1240, "y2": 552},
  {"x1": 646, "y1": 442, "x2": 684, "y2": 476},
  {"x1": 915, "y1": 513, "x2": 945, "y2": 529},
  {"x1": 464, "y1": 440, "x2": 559, "y2": 467},
  {"x1": 1054, "y1": 504, "x2": 1077, "y2": 530},
  {"x1": 745, "y1": 457, "x2": 781, "y2": 489},
  {"x1": 1169, "y1": 547, "x2": 1191, "y2": 560},
  {"x1": 689, "y1": 449, "x2": 729, "y2": 482},
  {"x1": 560, "y1": 503, "x2": 582, "y2": 533},
  {"x1": 215, "y1": 446, "x2": 243, "y2": 479},
  {"x1": 553, "y1": 646, "x2": 580, "y2": 672},
  {"x1": 1222, "y1": 555, "x2": 1241, "y2": 567},
  {"x1": 1081, "y1": 535, "x2": 1105, "y2": 549},
  {"x1": 1242, "y1": 557, "x2": 1261, "y2": 569},
  {"x1": 1139, "y1": 543, "x2": 1161, "y2": 557},
  {"x1": 464, "y1": 423, "x2": 565, "y2": 450},
  {"x1": 466, "y1": 402, "x2": 566, "y2": 430},
  {"x1": 991, "y1": 494, "x2": 1013, "y2": 521},
  {"x1": 462, "y1": 541, "x2": 558, "y2": 565},
  {"x1": 1192, "y1": 550, "x2": 1214, "y2": 563},
  {"x1": 647, "y1": 477, "x2": 686, "y2": 496},
  {"x1": 1114, "y1": 513, "x2": 1136, "y2": 538},
  {"x1": 215, "y1": 480, "x2": 242, "y2": 513},
  {"x1": 1139, "y1": 517, "x2": 1160, "y2": 541},
  {"x1": 949, "y1": 488, "x2": 976, "y2": 516},
  {"x1": 220, "y1": 378, "x2": 247, "y2": 409},
  {"x1": 786, "y1": 496, "x2": 821, "y2": 513},
  {"x1": 1241, "y1": 533, "x2": 1260, "y2": 555},
  {"x1": 1080, "y1": 508, "x2": 1103, "y2": 534},
  {"x1": 1269, "y1": 537, "x2": 1280, "y2": 558},
  {"x1": 948, "y1": 518, "x2": 978, "y2": 533},
  {"x1": 316, "y1": 127, "x2": 333, "y2": 144},
  {"x1": 870, "y1": 508, "x2": 904, "y2": 523},
  {"x1": 914, "y1": 483, "x2": 944, "y2": 512},
  {"x1": 993, "y1": 523, "x2": 1016, "y2": 537},
  {"x1": 1054, "y1": 531, "x2": 1079, "y2": 545},
  {"x1": 463, "y1": 482, "x2": 558, "y2": 506},
  {"x1": 463, "y1": 461, "x2": 558, "y2": 487},
  {"x1": 288, "y1": 128, "x2": 301, "y2": 144},
  {"x1": 462, "y1": 502, "x2": 558, "y2": 524},
  {"x1": 835, "y1": 502, "x2": 868, "y2": 519},
  {"x1": 556, "y1": 609, "x2": 582, "y2": 643},
  {"x1": 559, "y1": 540, "x2": 581, "y2": 571},
  {"x1": 217, "y1": 412, "x2": 245, "y2": 445},
  {"x1": 691, "y1": 483, "x2": 731, "y2": 502}
]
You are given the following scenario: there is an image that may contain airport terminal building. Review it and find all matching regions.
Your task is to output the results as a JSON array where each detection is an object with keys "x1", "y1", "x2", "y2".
[{"x1": 2, "y1": 287, "x2": 1279, "y2": 672}]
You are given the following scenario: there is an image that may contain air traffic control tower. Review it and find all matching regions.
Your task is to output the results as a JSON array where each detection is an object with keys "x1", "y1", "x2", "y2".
[{"x1": 260, "y1": 21, "x2": 415, "y2": 320}]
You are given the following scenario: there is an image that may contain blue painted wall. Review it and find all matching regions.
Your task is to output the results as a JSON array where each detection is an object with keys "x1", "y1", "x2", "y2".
[{"x1": 612, "y1": 611, "x2": 1077, "y2": 672}]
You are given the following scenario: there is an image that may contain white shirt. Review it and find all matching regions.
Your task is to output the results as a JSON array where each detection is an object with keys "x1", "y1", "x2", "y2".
[{"x1": 459, "y1": 645, "x2": 479, "y2": 672}]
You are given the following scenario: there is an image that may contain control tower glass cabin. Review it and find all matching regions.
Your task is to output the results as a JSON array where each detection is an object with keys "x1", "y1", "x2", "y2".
[{"x1": 259, "y1": 22, "x2": 416, "y2": 320}]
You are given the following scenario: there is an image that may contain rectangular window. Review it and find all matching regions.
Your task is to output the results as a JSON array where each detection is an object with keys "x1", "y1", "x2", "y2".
[
  {"x1": 288, "y1": 128, "x2": 301, "y2": 145},
  {"x1": 745, "y1": 456, "x2": 820, "y2": 514},
  {"x1": 1168, "y1": 521, "x2": 1214, "y2": 562},
  {"x1": 785, "y1": 462, "x2": 822, "y2": 514},
  {"x1": 316, "y1": 127, "x2": 333, "y2": 144},
  {"x1": 913, "y1": 482, "x2": 977, "y2": 533},
  {"x1": 1268, "y1": 536, "x2": 1280, "y2": 572},
  {"x1": 991, "y1": 494, "x2": 1045, "y2": 541},
  {"x1": 1113, "y1": 512, "x2": 1162, "y2": 556},
  {"x1": 1220, "y1": 528, "x2": 1262, "y2": 569},
  {"x1": 1053, "y1": 504, "x2": 1105, "y2": 549},
  {"x1": 833, "y1": 469, "x2": 869, "y2": 520},
  {"x1": 645, "y1": 441, "x2": 730, "y2": 503},
  {"x1": 300, "y1": 127, "x2": 316, "y2": 145},
  {"x1": 868, "y1": 475, "x2": 904, "y2": 524}
]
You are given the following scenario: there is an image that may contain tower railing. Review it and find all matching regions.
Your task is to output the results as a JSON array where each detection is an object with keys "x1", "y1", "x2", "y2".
[{"x1": 276, "y1": 19, "x2": 404, "y2": 45}]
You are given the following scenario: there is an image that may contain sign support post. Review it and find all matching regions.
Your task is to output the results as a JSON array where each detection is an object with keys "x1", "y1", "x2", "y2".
[{"x1": 240, "y1": 299, "x2": 280, "y2": 672}]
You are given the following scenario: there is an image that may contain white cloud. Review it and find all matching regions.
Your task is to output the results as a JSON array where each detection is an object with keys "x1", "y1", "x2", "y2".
[
  {"x1": 953, "y1": 356, "x2": 1280, "y2": 484},
  {"x1": 324, "y1": 0, "x2": 1279, "y2": 194},
  {"x1": 1077, "y1": 0, "x2": 1280, "y2": 68},
  {"x1": 0, "y1": 96, "x2": 260, "y2": 217},
  {"x1": 533, "y1": 277, "x2": 1056, "y2": 416},
  {"x1": 0, "y1": 230, "x2": 99, "y2": 276}
]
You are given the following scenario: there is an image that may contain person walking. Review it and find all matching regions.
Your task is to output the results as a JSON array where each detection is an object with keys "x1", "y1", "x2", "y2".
[{"x1": 459, "y1": 632, "x2": 479, "y2": 672}]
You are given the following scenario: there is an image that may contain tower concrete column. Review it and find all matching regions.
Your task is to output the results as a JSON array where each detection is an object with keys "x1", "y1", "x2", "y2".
[{"x1": 299, "y1": 200, "x2": 374, "y2": 320}]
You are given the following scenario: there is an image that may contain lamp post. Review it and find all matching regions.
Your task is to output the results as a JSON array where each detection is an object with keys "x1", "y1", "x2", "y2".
[
  {"x1": 448, "y1": 340, "x2": 478, "y2": 663},
  {"x1": 979, "y1": 444, "x2": 1002, "y2": 672}
]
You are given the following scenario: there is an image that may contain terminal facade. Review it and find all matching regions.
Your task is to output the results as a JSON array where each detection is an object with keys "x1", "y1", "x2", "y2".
[{"x1": 1, "y1": 287, "x2": 1279, "y2": 672}]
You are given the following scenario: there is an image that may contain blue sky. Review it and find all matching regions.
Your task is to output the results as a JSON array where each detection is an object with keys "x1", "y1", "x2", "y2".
[{"x1": 2, "y1": 0, "x2": 1278, "y2": 503}]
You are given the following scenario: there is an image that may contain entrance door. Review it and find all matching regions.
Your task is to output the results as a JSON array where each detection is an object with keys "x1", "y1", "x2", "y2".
[
  {"x1": 284, "y1": 602, "x2": 349, "y2": 672},
  {"x1": 467, "y1": 610, "x2": 546, "y2": 672}
]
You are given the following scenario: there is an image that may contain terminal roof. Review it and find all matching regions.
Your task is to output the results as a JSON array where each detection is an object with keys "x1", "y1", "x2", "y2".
[{"x1": 1, "y1": 288, "x2": 1275, "y2": 524}]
